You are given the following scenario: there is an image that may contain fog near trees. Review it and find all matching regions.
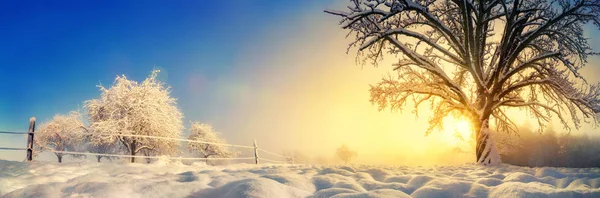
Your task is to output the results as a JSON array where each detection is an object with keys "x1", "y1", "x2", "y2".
[
  {"x1": 496, "y1": 127, "x2": 600, "y2": 168},
  {"x1": 24, "y1": 67, "x2": 599, "y2": 167}
]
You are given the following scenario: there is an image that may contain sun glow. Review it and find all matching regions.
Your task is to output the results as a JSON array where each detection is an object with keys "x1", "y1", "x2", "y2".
[{"x1": 441, "y1": 116, "x2": 473, "y2": 146}]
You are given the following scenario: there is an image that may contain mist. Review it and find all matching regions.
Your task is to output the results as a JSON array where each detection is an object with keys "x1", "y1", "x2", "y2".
[
  {"x1": 181, "y1": 4, "x2": 473, "y2": 166},
  {"x1": 180, "y1": 2, "x2": 600, "y2": 166}
]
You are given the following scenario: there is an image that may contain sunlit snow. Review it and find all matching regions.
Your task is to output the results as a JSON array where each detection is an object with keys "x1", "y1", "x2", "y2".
[{"x1": 1, "y1": 160, "x2": 599, "y2": 198}]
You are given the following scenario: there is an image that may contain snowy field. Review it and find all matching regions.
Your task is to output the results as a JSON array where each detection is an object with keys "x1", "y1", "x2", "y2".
[{"x1": 1, "y1": 160, "x2": 600, "y2": 198}]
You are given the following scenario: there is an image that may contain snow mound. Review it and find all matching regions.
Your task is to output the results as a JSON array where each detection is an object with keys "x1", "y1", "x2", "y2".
[
  {"x1": 503, "y1": 172, "x2": 539, "y2": 183},
  {"x1": 384, "y1": 175, "x2": 412, "y2": 183},
  {"x1": 489, "y1": 182, "x2": 600, "y2": 198},
  {"x1": 191, "y1": 178, "x2": 311, "y2": 198},
  {"x1": 262, "y1": 174, "x2": 316, "y2": 192},
  {"x1": 1, "y1": 160, "x2": 600, "y2": 197},
  {"x1": 330, "y1": 189, "x2": 411, "y2": 198},
  {"x1": 535, "y1": 167, "x2": 566, "y2": 178},
  {"x1": 311, "y1": 188, "x2": 356, "y2": 198},
  {"x1": 475, "y1": 178, "x2": 503, "y2": 186}
]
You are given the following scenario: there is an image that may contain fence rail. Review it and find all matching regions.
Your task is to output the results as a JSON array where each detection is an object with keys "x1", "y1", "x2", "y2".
[
  {"x1": 260, "y1": 158, "x2": 288, "y2": 163},
  {"x1": 78, "y1": 132, "x2": 256, "y2": 149},
  {"x1": 41, "y1": 150, "x2": 258, "y2": 161},
  {"x1": 0, "y1": 117, "x2": 296, "y2": 164},
  {"x1": 0, "y1": 147, "x2": 28, "y2": 151},
  {"x1": 0, "y1": 131, "x2": 29, "y2": 135},
  {"x1": 0, "y1": 131, "x2": 29, "y2": 151},
  {"x1": 258, "y1": 148, "x2": 287, "y2": 158}
]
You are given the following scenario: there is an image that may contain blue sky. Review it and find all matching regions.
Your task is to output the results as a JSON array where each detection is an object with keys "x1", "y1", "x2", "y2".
[
  {"x1": 0, "y1": 0, "x2": 330, "y2": 130},
  {"x1": 0, "y1": 0, "x2": 339, "y2": 160},
  {"x1": 1, "y1": 1, "x2": 599, "y2": 163}
]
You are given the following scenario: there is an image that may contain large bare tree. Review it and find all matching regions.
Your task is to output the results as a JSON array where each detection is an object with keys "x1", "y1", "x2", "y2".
[{"x1": 326, "y1": 0, "x2": 600, "y2": 165}]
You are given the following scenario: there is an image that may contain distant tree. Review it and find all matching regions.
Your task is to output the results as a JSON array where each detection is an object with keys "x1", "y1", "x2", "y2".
[
  {"x1": 85, "y1": 70, "x2": 183, "y2": 163},
  {"x1": 283, "y1": 150, "x2": 310, "y2": 164},
  {"x1": 86, "y1": 137, "x2": 120, "y2": 163},
  {"x1": 558, "y1": 133, "x2": 600, "y2": 167},
  {"x1": 326, "y1": 0, "x2": 600, "y2": 165},
  {"x1": 35, "y1": 111, "x2": 87, "y2": 163},
  {"x1": 335, "y1": 144, "x2": 357, "y2": 164},
  {"x1": 187, "y1": 122, "x2": 235, "y2": 165},
  {"x1": 141, "y1": 149, "x2": 157, "y2": 164}
]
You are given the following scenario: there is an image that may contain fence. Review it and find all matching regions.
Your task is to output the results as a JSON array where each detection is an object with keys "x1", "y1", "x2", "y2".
[{"x1": 0, "y1": 117, "x2": 296, "y2": 164}]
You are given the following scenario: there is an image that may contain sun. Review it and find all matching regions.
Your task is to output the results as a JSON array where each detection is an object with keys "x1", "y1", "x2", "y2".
[{"x1": 441, "y1": 116, "x2": 473, "y2": 146}]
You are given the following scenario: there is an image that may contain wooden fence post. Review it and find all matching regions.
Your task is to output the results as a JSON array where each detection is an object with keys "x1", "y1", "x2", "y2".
[
  {"x1": 253, "y1": 139, "x2": 259, "y2": 164},
  {"x1": 27, "y1": 117, "x2": 36, "y2": 162}
]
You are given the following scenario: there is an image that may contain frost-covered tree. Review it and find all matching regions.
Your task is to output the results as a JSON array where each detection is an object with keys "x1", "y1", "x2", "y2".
[
  {"x1": 35, "y1": 111, "x2": 87, "y2": 163},
  {"x1": 187, "y1": 122, "x2": 235, "y2": 165},
  {"x1": 85, "y1": 70, "x2": 183, "y2": 163},
  {"x1": 336, "y1": 144, "x2": 357, "y2": 164},
  {"x1": 326, "y1": 0, "x2": 600, "y2": 165}
]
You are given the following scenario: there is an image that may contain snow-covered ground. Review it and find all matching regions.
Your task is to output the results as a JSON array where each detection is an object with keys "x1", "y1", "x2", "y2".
[{"x1": 1, "y1": 159, "x2": 600, "y2": 198}]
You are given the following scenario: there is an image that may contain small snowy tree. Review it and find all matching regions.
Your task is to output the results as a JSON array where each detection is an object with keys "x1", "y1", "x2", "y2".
[
  {"x1": 35, "y1": 111, "x2": 87, "y2": 163},
  {"x1": 326, "y1": 0, "x2": 600, "y2": 165},
  {"x1": 335, "y1": 144, "x2": 357, "y2": 165},
  {"x1": 187, "y1": 122, "x2": 235, "y2": 165},
  {"x1": 85, "y1": 70, "x2": 183, "y2": 163}
]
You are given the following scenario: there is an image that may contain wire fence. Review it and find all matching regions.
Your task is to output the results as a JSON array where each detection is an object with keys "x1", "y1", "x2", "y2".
[
  {"x1": 0, "y1": 118, "x2": 297, "y2": 165},
  {"x1": 0, "y1": 147, "x2": 28, "y2": 151},
  {"x1": 0, "y1": 131, "x2": 30, "y2": 151},
  {"x1": 0, "y1": 131, "x2": 28, "y2": 135},
  {"x1": 258, "y1": 148, "x2": 287, "y2": 158},
  {"x1": 78, "y1": 132, "x2": 256, "y2": 149},
  {"x1": 40, "y1": 150, "x2": 258, "y2": 161},
  {"x1": 260, "y1": 158, "x2": 288, "y2": 163}
]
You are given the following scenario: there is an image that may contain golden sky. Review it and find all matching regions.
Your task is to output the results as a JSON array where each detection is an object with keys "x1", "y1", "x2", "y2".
[{"x1": 204, "y1": 2, "x2": 600, "y2": 166}]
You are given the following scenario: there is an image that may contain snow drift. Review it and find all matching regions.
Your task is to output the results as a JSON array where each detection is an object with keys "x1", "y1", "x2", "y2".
[{"x1": 1, "y1": 160, "x2": 599, "y2": 197}]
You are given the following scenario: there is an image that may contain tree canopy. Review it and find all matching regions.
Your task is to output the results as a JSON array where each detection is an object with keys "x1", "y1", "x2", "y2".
[
  {"x1": 85, "y1": 69, "x2": 183, "y2": 163},
  {"x1": 326, "y1": 0, "x2": 600, "y2": 164}
]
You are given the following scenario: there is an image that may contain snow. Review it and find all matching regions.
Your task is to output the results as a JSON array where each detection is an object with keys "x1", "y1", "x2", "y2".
[{"x1": 1, "y1": 160, "x2": 600, "y2": 198}]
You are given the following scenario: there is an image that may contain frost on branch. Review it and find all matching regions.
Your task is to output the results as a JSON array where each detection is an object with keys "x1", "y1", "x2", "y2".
[
  {"x1": 84, "y1": 69, "x2": 184, "y2": 163},
  {"x1": 35, "y1": 111, "x2": 87, "y2": 163},
  {"x1": 327, "y1": 0, "x2": 600, "y2": 165},
  {"x1": 187, "y1": 122, "x2": 235, "y2": 165}
]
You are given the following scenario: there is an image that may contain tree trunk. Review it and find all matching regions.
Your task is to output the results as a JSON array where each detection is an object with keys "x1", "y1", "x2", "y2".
[
  {"x1": 57, "y1": 155, "x2": 63, "y2": 163},
  {"x1": 145, "y1": 152, "x2": 151, "y2": 164},
  {"x1": 97, "y1": 156, "x2": 102, "y2": 162},
  {"x1": 474, "y1": 117, "x2": 501, "y2": 165},
  {"x1": 204, "y1": 154, "x2": 213, "y2": 165},
  {"x1": 130, "y1": 141, "x2": 136, "y2": 163}
]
